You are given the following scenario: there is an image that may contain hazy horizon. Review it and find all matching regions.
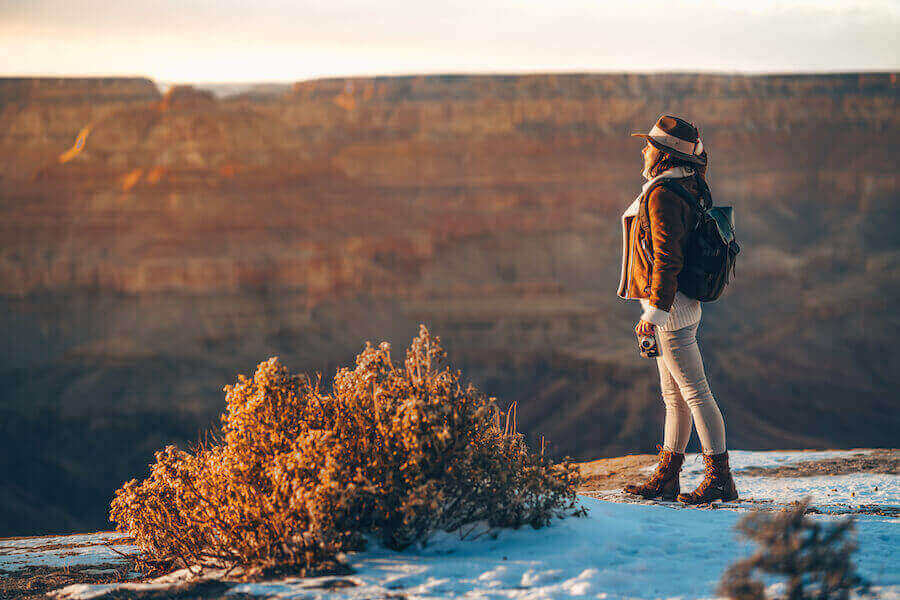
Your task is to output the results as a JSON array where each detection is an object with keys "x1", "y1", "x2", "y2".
[
  {"x1": 3, "y1": 69, "x2": 897, "y2": 89},
  {"x1": 3, "y1": 0, "x2": 899, "y2": 83}
]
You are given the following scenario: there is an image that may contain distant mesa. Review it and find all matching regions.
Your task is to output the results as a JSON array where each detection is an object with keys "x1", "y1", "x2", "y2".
[
  {"x1": 158, "y1": 84, "x2": 216, "y2": 111},
  {"x1": 0, "y1": 76, "x2": 160, "y2": 107}
]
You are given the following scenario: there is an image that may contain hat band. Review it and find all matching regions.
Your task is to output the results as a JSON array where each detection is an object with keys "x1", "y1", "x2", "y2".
[{"x1": 648, "y1": 124, "x2": 701, "y2": 156}]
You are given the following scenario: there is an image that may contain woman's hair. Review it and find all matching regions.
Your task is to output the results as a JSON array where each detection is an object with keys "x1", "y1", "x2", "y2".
[{"x1": 647, "y1": 144, "x2": 709, "y2": 179}]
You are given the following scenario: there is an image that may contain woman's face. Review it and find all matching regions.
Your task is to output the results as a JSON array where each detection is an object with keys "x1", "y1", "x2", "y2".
[{"x1": 641, "y1": 141, "x2": 660, "y2": 179}]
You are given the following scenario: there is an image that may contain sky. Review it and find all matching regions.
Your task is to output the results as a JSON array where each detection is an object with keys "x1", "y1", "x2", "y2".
[{"x1": 2, "y1": 0, "x2": 899, "y2": 83}]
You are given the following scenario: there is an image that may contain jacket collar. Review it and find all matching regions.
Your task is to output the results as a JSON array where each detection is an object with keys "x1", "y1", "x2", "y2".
[
  {"x1": 622, "y1": 167, "x2": 694, "y2": 218},
  {"x1": 640, "y1": 165, "x2": 694, "y2": 195},
  {"x1": 623, "y1": 166, "x2": 695, "y2": 218}
]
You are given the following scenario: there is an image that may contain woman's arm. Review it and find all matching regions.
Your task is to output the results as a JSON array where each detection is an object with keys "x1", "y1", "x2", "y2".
[{"x1": 641, "y1": 187, "x2": 688, "y2": 327}]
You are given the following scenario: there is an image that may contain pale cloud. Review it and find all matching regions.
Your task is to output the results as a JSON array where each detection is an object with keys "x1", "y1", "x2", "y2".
[{"x1": 1, "y1": 0, "x2": 898, "y2": 82}]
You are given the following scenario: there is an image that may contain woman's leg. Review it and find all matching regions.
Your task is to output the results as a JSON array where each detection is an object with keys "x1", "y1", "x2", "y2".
[
  {"x1": 655, "y1": 322, "x2": 727, "y2": 454},
  {"x1": 656, "y1": 355, "x2": 693, "y2": 453},
  {"x1": 622, "y1": 356, "x2": 688, "y2": 499}
]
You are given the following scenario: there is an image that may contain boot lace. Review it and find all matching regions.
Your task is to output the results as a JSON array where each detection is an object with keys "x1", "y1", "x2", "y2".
[{"x1": 695, "y1": 459, "x2": 716, "y2": 493}]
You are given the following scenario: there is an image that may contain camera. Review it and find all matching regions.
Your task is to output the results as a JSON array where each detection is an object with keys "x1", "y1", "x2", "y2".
[{"x1": 637, "y1": 333, "x2": 659, "y2": 358}]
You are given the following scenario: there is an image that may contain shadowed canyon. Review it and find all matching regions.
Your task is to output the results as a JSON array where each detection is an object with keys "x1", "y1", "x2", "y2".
[{"x1": 1, "y1": 73, "x2": 898, "y2": 536}]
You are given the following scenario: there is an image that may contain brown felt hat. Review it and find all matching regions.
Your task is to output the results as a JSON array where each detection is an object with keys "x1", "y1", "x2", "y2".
[{"x1": 631, "y1": 115, "x2": 707, "y2": 165}]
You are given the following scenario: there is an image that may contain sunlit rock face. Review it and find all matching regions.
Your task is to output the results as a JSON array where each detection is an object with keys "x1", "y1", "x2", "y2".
[{"x1": 1, "y1": 73, "x2": 898, "y2": 536}]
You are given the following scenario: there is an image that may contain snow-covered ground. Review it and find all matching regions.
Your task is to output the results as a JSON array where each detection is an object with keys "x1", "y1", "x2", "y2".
[
  {"x1": 3, "y1": 449, "x2": 895, "y2": 600},
  {"x1": 0, "y1": 532, "x2": 137, "y2": 572},
  {"x1": 684, "y1": 449, "x2": 896, "y2": 506}
]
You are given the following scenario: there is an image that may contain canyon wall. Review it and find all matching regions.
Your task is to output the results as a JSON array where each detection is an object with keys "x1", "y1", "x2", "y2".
[{"x1": 1, "y1": 73, "x2": 898, "y2": 535}]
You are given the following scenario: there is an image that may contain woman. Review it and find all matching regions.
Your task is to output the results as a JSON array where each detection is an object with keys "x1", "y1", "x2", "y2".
[{"x1": 616, "y1": 115, "x2": 738, "y2": 504}]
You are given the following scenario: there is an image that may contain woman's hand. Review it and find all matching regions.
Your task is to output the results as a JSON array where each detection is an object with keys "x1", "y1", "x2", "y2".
[{"x1": 635, "y1": 319, "x2": 656, "y2": 336}]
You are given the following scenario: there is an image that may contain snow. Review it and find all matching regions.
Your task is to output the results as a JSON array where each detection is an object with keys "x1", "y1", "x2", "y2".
[
  {"x1": 226, "y1": 495, "x2": 897, "y2": 600},
  {"x1": 49, "y1": 567, "x2": 225, "y2": 600},
  {"x1": 15, "y1": 449, "x2": 898, "y2": 600},
  {"x1": 0, "y1": 532, "x2": 137, "y2": 572},
  {"x1": 228, "y1": 499, "x2": 752, "y2": 599},
  {"x1": 730, "y1": 473, "x2": 898, "y2": 508},
  {"x1": 0, "y1": 532, "x2": 125, "y2": 550},
  {"x1": 725, "y1": 449, "x2": 877, "y2": 470}
]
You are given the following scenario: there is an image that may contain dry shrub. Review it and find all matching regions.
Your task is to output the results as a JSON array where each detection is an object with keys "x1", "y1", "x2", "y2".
[
  {"x1": 719, "y1": 497, "x2": 871, "y2": 600},
  {"x1": 110, "y1": 325, "x2": 585, "y2": 577}
]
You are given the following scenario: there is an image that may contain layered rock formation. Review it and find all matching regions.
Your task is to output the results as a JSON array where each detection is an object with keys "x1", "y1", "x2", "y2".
[{"x1": 1, "y1": 73, "x2": 898, "y2": 535}]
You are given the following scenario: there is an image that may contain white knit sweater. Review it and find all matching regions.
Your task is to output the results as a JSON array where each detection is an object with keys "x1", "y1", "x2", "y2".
[
  {"x1": 619, "y1": 167, "x2": 701, "y2": 331},
  {"x1": 639, "y1": 291, "x2": 700, "y2": 331}
]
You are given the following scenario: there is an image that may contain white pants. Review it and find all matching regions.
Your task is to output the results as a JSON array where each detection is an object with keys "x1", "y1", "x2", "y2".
[{"x1": 655, "y1": 321, "x2": 727, "y2": 454}]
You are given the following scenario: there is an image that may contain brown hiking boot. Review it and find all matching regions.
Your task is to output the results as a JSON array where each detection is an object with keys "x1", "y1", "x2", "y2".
[
  {"x1": 677, "y1": 450, "x2": 739, "y2": 505},
  {"x1": 623, "y1": 444, "x2": 684, "y2": 500}
]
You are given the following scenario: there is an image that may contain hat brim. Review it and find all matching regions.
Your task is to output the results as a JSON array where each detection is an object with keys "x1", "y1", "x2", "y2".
[{"x1": 632, "y1": 133, "x2": 707, "y2": 165}]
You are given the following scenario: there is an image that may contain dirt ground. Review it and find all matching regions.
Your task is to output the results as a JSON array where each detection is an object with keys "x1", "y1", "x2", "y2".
[{"x1": 575, "y1": 452, "x2": 659, "y2": 492}]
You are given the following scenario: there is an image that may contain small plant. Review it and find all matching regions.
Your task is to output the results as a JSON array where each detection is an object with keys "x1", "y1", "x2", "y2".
[
  {"x1": 110, "y1": 325, "x2": 585, "y2": 578},
  {"x1": 719, "y1": 497, "x2": 870, "y2": 600}
]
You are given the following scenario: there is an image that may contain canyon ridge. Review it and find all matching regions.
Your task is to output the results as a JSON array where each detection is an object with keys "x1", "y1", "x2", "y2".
[{"x1": 1, "y1": 73, "x2": 897, "y2": 536}]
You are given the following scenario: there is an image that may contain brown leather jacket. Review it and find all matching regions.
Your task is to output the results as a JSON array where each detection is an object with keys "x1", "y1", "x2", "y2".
[{"x1": 616, "y1": 174, "x2": 701, "y2": 313}]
